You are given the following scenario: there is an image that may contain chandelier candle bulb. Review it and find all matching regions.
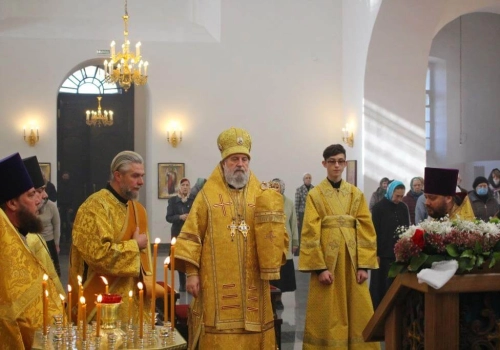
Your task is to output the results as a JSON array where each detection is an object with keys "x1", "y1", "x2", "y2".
[
  {"x1": 110, "y1": 41, "x2": 115, "y2": 57},
  {"x1": 136, "y1": 42, "x2": 141, "y2": 56}
]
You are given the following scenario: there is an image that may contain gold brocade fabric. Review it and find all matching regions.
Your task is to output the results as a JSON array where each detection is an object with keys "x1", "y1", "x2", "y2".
[
  {"x1": 175, "y1": 164, "x2": 288, "y2": 349},
  {"x1": 0, "y1": 209, "x2": 64, "y2": 349},
  {"x1": 69, "y1": 189, "x2": 151, "y2": 325},
  {"x1": 298, "y1": 179, "x2": 380, "y2": 349},
  {"x1": 451, "y1": 196, "x2": 475, "y2": 220}
]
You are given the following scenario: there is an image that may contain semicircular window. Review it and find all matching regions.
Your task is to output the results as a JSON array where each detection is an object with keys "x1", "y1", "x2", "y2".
[{"x1": 59, "y1": 65, "x2": 120, "y2": 94}]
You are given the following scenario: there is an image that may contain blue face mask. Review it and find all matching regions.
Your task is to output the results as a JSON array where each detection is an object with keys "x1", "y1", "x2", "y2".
[{"x1": 476, "y1": 187, "x2": 488, "y2": 196}]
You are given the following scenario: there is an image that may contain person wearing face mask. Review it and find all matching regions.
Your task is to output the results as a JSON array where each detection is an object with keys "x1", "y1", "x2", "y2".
[
  {"x1": 369, "y1": 180, "x2": 410, "y2": 310},
  {"x1": 488, "y1": 169, "x2": 500, "y2": 205},
  {"x1": 468, "y1": 176, "x2": 500, "y2": 222}
]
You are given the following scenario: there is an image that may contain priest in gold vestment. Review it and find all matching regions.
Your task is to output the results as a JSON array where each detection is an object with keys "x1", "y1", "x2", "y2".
[
  {"x1": 423, "y1": 167, "x2": 475, "y2": 221},
  {"x1": 0, "y1": 153, "x2": 64, "y2": 349},
  {"x1": 175, "y1": 127, "x2": 288, "y2": 349},
  {"x1": 69, "y1": 151, "x2": 153, "y2": 325},
  {"x1": 299, "y1": 144, "x2": 380, "y2": 350}
]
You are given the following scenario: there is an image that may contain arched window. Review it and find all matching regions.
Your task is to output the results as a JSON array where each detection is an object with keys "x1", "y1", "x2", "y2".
[{"x1": 59, "y1": 65, "x2": 120, "y2": 94}]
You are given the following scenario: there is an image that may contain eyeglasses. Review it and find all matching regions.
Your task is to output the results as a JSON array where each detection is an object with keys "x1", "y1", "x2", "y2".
[{"x1": 326, "y1": 159, "x2": 346, "y2": 165}]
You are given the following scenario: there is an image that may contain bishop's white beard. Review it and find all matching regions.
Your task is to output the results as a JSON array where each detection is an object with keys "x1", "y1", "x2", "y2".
[{"x1": 224, "y1": 166, "x2": 249, "y2": 189}]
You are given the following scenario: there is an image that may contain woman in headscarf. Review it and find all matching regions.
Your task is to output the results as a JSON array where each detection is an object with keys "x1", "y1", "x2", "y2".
[
  {"x1": 369, "y1": 180, "x2": 410, "y2": 310},
  {"x1": 402, "y1": 176, "x2": 424, "y2": 225},
  {"x1": 269, "y1": 178, "x2": 298, "y2": 310},
  {"x1": 369, "y1": 177, "x2": 389, "y2": 212},
  {"x1": 469, "y1": 176, "x2": 500, "y2": 221},
  {"x1": 488, "y1": 169, "x2": 500, "y2": 204}
]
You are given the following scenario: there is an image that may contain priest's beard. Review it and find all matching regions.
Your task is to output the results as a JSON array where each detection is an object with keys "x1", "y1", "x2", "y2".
[
  {"x1": 224, "y1": 166, "x2": 249, "y2": 189},
  {"x1": 17, "y1": 205, "x2": 43, "y2": 234},
  {"x1": 120, "y1": 184, "x2": 139, "y2": 200}
]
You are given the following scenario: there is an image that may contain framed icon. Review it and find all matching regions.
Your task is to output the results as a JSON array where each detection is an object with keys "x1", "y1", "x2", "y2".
[{"x1": 158, "y1": 163, "x2": 185, "y2": 199}]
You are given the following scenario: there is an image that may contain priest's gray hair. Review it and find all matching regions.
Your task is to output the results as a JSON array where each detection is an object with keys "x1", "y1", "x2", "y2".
[{"x1": 110, "y1": 151, "x2": 144, "y2": 180}]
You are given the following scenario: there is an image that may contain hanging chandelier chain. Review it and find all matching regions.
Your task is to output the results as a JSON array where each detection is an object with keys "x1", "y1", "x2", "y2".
[{"x1": 125, "y1": 0, "x2": 128, "y2": 16}]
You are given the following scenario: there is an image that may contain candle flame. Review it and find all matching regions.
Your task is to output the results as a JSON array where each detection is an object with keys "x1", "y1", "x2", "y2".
[
  {"x1": 129, "y1": 290, "x2": 133, "y2": 297},
  {"x1": 59, "y1": 294, "x2": 65, "y2": 301},
  {"x1": 171, "y1": 237, "x2": 177, "y2": 245},
  {"x1": 45, "y1": 290, "x2": 49, "y2": 297},
  {"x1": 80, "y1": 296, "x2": 86, "y2": 304},
  {"x1": 43, "y1": 274, "x2": 48, "y2": 281},
  {"x1": 155, "y1": 237, "x2": 161, "y2": 244},
  {"x1": 68, "y1": 284, "x2": 72, "y2": 292},
  {"x1": 77, "y1": 275, "x2": 82, "y2": 285},
  {"x1": 97, "y1": 294, "x2": 102, "y2": 303},
  {"x1": 137, "y1": 282, "x2": 143, "y2": 290},
  {"x1": 100, "y1": 276, "x2": 108, "y2": 285},
  {"x1": 164, "y1": 257, "x2": 170, "y2": 265}
]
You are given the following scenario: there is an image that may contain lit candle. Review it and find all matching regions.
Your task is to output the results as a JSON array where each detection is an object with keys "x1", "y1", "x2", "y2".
[
  {"x1": 170, "y1": 237, "x2": 176, "y2": 328},
  {"x1": 80, "y1": 297, "x2": 87, "y2": 341},
  {"x1": 77, "y1": 276, "x2": 83, "y2": 327},
  {"x1": 151, "y1": 237, "x2": 160, "y2": 330},
  {"x1": 42, "y1": 274, "x2": 48, "y2": 335},
  {"x1": 67, "y1": 285, "x2": 72, "y2": 325},
  {"x1": 138, "y1": 282, "x2": 144, "y2": 339},
  {"x1": 164, "y1": 257, "x2": 170, "y2": 326},
  {"x1": 109, "y1": 111, "x2": 113, "y2": 122},
  {"x1": 136, "y1": 42, "x2": 141, "y2": 57},
  {"x1": 86, "y1": 111, "x2": 90, "y2": 121},
  {"x1": 100, "y1": 276, "x2": 109, "y2": 294},
  {"x1": 43, "y1": 290, "x2": 49, "y2": 336},
  {"x1": 128, "y1": 290, "x2": 133, "y2": 325},
  {"x1": 96, "y1": 294, "x2": 102, "y2": 337},
  {"x1": 59, "y1": 294, "x2": 66, "y2": 328}
]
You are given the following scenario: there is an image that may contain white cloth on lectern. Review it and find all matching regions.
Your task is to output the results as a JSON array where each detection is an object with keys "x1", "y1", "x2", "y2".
[{"x1": 416, "y1": 260, "x2": 458, "y2": 289}]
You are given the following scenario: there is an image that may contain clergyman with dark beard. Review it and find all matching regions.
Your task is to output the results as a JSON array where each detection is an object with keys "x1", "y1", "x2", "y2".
[
  {"x1": 423, "y1": 167, "x2": 475, "y2": 221},
  {"x1": 68, "y1": 150, "x2": 157, "y2": 326},
  {"x1": 0, "y1": 152, "x2": 64, "y2": 348}
]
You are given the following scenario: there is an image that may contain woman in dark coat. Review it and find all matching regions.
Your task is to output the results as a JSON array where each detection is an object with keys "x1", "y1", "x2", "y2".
[
  {"x1": 469, "y1": 176, "x2": 499, "y2": 221},
  {"x1": 166, "y1": 178, "x2": 194, "y2": 291}
]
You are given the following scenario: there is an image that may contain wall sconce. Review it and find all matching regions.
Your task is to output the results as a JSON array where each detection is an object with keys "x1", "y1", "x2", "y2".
[
  {"x1": 342, "y1": 124, "x2": 354, "y2": 147},
  {"x1": 167, "y1": 124, "x2": 183, "y2": 148},
  {"x1": 23, "y1": 126, "x2": 40, "y2": 147}
]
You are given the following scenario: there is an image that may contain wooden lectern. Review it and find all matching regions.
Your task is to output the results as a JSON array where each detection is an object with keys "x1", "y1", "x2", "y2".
[{"x1": 363, "y1": 272, "x2": 500, "y2": 349}]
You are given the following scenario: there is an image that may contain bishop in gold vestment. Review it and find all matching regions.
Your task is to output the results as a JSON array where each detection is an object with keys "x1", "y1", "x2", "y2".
[
  {"x1": 299, "y1": 144, "x2": 380, "y2": 350},
  {"x1": 175, "y1": 127, "x2": 288, "y2": 349}
]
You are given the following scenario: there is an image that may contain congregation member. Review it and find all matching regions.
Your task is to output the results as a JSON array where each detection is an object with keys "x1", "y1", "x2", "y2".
[
  {"x1": 166, "y1": 177, "x2": 195, "y2": 292},
  {"x1": 415, "y1": 193, "x2": 428, "y2": 224},
  {"x1": 369, "y1": 177, "x2": 389, "y2": 212},
  {"x1": 299, "y1": 144, "x2": 380, "y2": 350},
  {"x1": 0, "y1": 153, "x2": 63, "y2": 348},
  {"x1": 190, "y1": 177, "x2": 207, "y2": 198},
  {"x1": 488, "y1": 168, "x2": 500, "y2": 204},
  {"x1": 43, "y1": 171, "x2": 57, "y2": 202},
  {"x1": 424, "y1": 167, "x2": 474, "y2": 220},
  {"x1": 370, "y1": 180, "x2": 410, "y2": 310},
  {"x1": 295, "y1": 173, "x2": 314, "y2": 254},
  {"x1": 401, "y1": 176, "x2": 424, "y2": 225},
  {"x1": 468, "y1": 176, "x2": 499, "y2": 221},
  {"x1": 270, "y1": 178, "x2": 298, "y2": 310},
  {"x1": 175, "y1": 127, "x2": 288, "y2": 349},
  {"x1": 69, "y1": 151, "x2": 157, "y2": 325}
]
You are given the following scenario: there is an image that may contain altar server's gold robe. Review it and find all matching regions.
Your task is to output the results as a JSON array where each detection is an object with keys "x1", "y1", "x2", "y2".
[
  {"x1": 0, "y1": 209, "x2": 64, "y2": 349},
  {"x1": 175, "y1": 165, "x2": 288, "y2": 349},
  {"x1": 69, "y1": 188, "x2": 151, "y2": 325},
  {"x1": 299, "y1": 179, "x2": 380, "y2": 349}
]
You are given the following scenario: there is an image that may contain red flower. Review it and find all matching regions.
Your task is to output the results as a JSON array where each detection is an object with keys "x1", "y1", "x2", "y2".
[{"x1": 412, "y1": 228, "x2": 425, "y2": 249}]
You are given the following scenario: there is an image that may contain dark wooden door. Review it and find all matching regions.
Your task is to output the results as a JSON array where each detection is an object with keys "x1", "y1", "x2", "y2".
[{"x1": 57, "y1": 89, "x2": 134, "y2": 210}]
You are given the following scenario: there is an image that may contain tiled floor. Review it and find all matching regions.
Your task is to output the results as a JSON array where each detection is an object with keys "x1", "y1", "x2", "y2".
[{"x1": 59, "y1": 253, "x2": 381, "y2": 349}]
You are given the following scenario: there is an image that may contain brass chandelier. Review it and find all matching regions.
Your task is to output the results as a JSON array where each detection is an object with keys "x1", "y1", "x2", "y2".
[
  {"x1": 86, "y1": 97, "x2": 114, "y2": 127},
  {"x1": 104, "y1": 0, "x2": 149, "y2": 92}
]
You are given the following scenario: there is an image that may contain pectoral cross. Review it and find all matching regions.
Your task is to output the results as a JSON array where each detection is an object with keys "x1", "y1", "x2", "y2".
[
  {"x1": 227, "y1": 220, "x2": 238, "y2": 241},
  {"x1": 238, "y1": 220, "x2": 250, "y2": 239}
]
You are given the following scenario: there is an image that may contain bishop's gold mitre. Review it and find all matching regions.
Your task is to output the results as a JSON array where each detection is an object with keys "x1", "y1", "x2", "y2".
[{"x1": 217, "y1": 127, "x2": 252, "y2": 160}]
